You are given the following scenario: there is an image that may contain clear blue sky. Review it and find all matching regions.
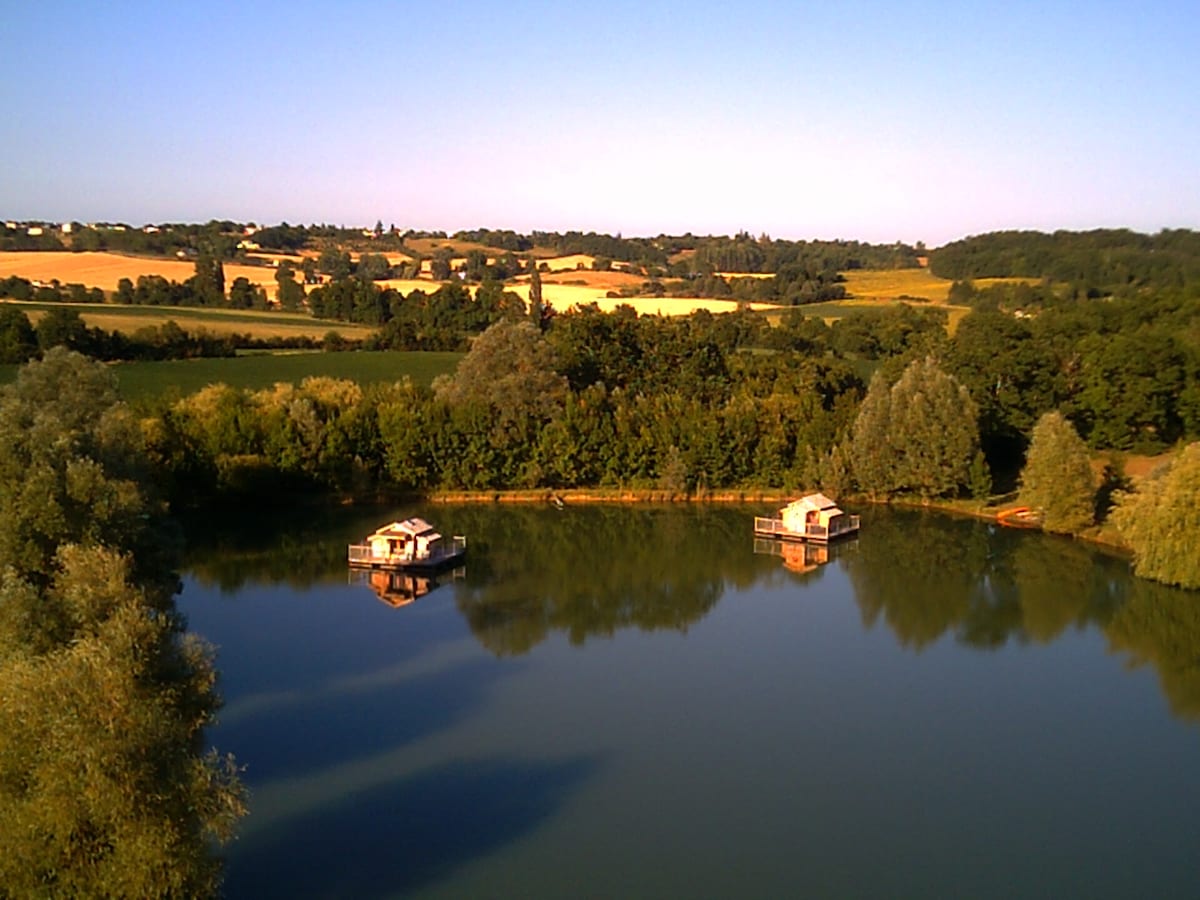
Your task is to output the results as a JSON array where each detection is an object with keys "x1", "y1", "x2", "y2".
[{"x1": 2, "y1": 0, "x2": 1197, "y2": 246}]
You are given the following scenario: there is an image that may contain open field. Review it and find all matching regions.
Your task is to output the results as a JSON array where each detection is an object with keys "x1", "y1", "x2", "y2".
[
  {"x1": 540, "y1": 269, "x2": 646, "y2": 290},
  {"x1": 245, "y1": 251, "x2": 308, "y2": 265},
  {"x1": 377, "y1": 278, "x2": 444, "y2": 294},
  {"x1": 0, "y1": 251, "x2": 285, "y2": 293},
  {"x1": 762, "y1": 297, "x2": 974, "y2": 333},
  {"x1": 5, "y1": 300, "x2": 377, "y2": 340},
  {"x1": 403, "y1": 238, "x2": 558, "y2": 259},
  {"x1": 502, "y1": 282, "x2": 780, "y2": 315},
  {"x1": 110, "y1": 351, "x2": 461, "y2": 402},
  {"x1": 841, "y1": 268, "x2": 1038, "y2": 302}
]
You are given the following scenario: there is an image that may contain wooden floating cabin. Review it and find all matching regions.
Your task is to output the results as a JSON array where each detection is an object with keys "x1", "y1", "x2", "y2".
[
  {"x1": 348, "y1": 518, "x2": 467, "y2": 570},
  {"x1": 754, "y1": 493, "x2": 860, "y2": 544}
]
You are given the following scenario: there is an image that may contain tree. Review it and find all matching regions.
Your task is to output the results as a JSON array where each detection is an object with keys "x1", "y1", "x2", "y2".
[
  {"x1": 190, "y1": 251, "x2": 225, "y2": 306},
  {"x1": 275, "y1": 261, "x2": 305, "y2": 310},
  {"x1": 0, "y1": 351, "x2": 244, "y2": 893},
  {"x1": 849, "y1": 356, "x2": 979, "y2": 498},
  {"x1": 429, "y1": 249, "x2": 453, "y2": 281},
  {"x1": 228, "y1": 276, "x2": 264, "y2": 309},
  {"x1": 1018, "y1": 411, "x2": 1095, "y2": 533},
  {"x1": 356, "y1": 252, "x2": 391, "y2": 281},
  {"x1": 849, "y1": 371, "x2": 893, "y2": 498},
  {"x1": 433, "y1": 319, "x2": 567, "y2": 427},
  {"x1": 529, "y1": 262, "x2": 545, "y2": 329},
  {"x1": 0, "y1": 305, "x2": 37, "y2": 363},
  {"x1": 0, "y1": 546, "x2": 245, "y2": 897},
  {"x1": 317, "y1": 248, "x2": 353, "y2": 279},
  {"x1": 36, "y1": 305, "x2": 89, "y2": 352},
  {"x1": 1112, "y1": 443, "x2": 1200, "y2": 589}
]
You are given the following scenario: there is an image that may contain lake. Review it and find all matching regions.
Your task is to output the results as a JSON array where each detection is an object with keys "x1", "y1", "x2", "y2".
[{"x1": 178, "y1": 504, "x2": 1200, "y2": 899}]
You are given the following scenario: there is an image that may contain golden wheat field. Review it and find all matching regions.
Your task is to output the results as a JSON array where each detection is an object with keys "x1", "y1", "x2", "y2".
[
  {"x1": 502, "y1": 282, "x2": 778, "y2": 315},
  {"x1": 840, "y1": 268, "x2": 1037, "y2": 302},
  {"x1": 0, "y1": 251, "x2": 285, "y2": 293}
]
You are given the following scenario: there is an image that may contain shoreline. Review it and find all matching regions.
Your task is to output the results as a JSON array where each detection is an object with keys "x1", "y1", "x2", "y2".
[{"x1": 421, "y1": 487, "x2": 1133, "y2": 556}]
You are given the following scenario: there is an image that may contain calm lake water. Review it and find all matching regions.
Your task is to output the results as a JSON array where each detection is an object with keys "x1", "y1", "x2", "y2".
[{"x1": 179, "y1": 504, "x2": 1200, "y2": 899}]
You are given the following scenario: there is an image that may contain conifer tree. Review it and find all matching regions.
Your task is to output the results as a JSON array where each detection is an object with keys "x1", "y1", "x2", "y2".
[
  {"x1": 849, "y1": 356, "x2": 979, "y2": 499},
  {"x1": 529, "y1": 260, "x2": 545, "y2": 330},
  {"x1": 1018, "y1": 410, "x2": 1095, "y2": 533}
]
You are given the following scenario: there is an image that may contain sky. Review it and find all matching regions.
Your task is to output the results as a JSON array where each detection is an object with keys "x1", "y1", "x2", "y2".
[{"x1": 2, "y1": 0, "x2": 1198, "y2": 246}]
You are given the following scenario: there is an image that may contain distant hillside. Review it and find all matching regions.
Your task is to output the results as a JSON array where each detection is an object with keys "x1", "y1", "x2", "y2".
[{"x1": 929, "y1": 228, "x2": 1200, "y2": 290}]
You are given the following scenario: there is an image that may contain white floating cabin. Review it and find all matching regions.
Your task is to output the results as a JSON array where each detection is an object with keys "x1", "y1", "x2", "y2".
[
  {"x1": 754, "y1": 493, "x2": 860, "y2": 543},
  {"x1": 348, "y1": 518, "x2": 467, "y2": 569}
]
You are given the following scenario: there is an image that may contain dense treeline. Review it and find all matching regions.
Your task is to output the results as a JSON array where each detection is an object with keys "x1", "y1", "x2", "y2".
[
  {"x1": 126, "y1": 284, "x2": 1200, "y2": 507},
  {"x1": 0, "y1": 225, "x2": 66, "y2": 251},
  {"x1": 930, "y1": 228, "x2": 1200, "y2": 292},
  {"x1": 0, "y1": 350, "x2": 244, "y2": 895}
]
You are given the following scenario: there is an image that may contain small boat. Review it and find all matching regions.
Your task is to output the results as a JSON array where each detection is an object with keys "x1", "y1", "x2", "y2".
[
  {"x1": 995, "y1": 506, "x2": 1042, "y2": 528},
  {"x1": 348, "y1": 518, "x2": 467, "y2": 570},
  {"x1": 753, "y1": 493, "x2": 860, "y2": 544}
]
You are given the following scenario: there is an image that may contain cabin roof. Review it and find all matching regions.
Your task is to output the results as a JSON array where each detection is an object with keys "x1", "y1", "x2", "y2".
[
  {"x1": 371, "y1": 517, "x2": 438, "y2": 539},
  {"x1": 782, "y1": 493, "x2": 840, "y2": 513}
]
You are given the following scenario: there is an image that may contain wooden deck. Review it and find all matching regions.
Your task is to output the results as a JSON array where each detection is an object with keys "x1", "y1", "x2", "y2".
[
  {"x1": 753, "y1": 515, "x2": 860, "y2": 544},
  {"x1": 348, "y1": 536, "x2": 467, "y2": 570}
]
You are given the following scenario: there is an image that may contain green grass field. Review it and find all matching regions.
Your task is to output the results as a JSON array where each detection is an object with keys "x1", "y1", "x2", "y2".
[{"x1": 1, "y1": 351, "x2": 464, "y2": 402}]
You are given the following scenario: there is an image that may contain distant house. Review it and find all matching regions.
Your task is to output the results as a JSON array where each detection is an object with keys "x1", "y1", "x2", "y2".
[{"x1": 26, "y1": 226, "x2": 44, "y2": 236}]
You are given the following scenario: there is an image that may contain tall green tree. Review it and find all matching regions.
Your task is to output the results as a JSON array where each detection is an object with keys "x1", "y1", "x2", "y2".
[
  {"x1": 275, "y1": 261, "x2": 305, "y2": 310},
  {"x1": 529, "y1": 262, "x2": 545, "y2": 330},
  {"x1": 1018, "y1": 411, "x2": 1095, "y2": 533},
  {"x1": 850, "y1": 356, "x2": 980, "y2": 498},
  {"x1": 190, "y1": 250, "x2": 226, "y2": 306}
]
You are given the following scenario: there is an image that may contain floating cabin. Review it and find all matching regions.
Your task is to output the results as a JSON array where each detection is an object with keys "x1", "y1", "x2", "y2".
[
  {"x1": 753, "y1": 493, "x2": 860, "y2": 543},
  {"x1": 348, "y1": 518, "x2": 467, "y2": 570}
]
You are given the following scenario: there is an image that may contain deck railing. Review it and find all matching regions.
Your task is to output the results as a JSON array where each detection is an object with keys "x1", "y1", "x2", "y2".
[
  {"x1": 348, "y1": 544, "x2": 376, "y2": 564},
  {"x1": 754, "y1": 516, "x2": 858, "y2": 540},
  {"x1": 348, "y1": 536, "x2": 467, "y2": 565}
]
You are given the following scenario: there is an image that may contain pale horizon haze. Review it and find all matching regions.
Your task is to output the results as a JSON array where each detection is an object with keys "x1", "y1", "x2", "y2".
[{"x1": 2, "y1": 0, "x2": 1198, "y2": 247}]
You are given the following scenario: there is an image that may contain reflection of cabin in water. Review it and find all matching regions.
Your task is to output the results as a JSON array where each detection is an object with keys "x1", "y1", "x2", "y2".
[
  {"x1": 348, "y1": 518, "x2": 466, "y2": 569},
  {"x1": 753, "y1": 536, "x2": 855, "y2": 574},
  {"x1": 349, "y1": 566, "x2": 465, "y2": 608},
  {"x1": 754, "y1": 493, "x2": 860, "y2": 543}
]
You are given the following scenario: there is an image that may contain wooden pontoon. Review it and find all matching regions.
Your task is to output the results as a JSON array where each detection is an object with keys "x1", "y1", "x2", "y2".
[
  {"x1": 348, "y1": 518, "x2": 467, "y2": 570},
  {"x1": 753, "y1": 493, "x2": 860, "y2": 543}
]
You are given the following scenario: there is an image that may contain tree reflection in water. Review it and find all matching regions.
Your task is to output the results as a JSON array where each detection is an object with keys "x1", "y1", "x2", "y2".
[{"x1": 181, "y1": 503, "x2": 1200, "y2": 723}]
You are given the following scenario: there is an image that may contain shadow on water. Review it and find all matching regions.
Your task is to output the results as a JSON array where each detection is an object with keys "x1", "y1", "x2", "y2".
[
  {"x1": 221, "y1": 654, "x2": 516, "y2": 785},
  {"x1": 225, "y1": 754, "x2": 602, "y2": 900}
]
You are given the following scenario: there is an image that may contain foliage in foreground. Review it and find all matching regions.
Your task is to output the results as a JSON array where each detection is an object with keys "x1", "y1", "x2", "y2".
[{"x1": 0, "y1": 349, "x2": 244, "y2": 897}]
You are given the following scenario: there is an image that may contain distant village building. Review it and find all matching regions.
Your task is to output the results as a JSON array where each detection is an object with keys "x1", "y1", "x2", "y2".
[{"x1": 26, "y1": 226, "x2": 44, "y2": 236}]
